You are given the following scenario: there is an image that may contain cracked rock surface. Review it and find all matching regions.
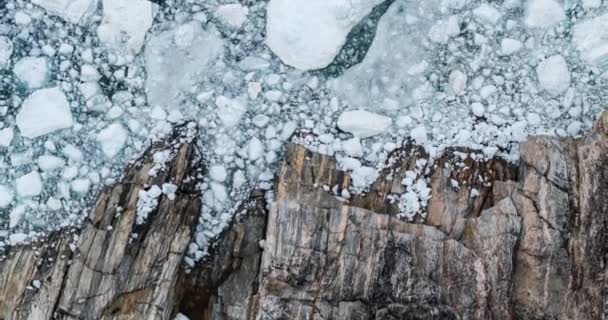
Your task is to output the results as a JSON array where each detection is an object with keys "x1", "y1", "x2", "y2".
[{"x1": 0, "y1": 113, "x2": 607, "y2": 319}]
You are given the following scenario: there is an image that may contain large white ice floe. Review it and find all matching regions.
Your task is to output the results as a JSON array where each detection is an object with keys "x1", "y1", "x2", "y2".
[
  {"x1": 31, "y1": 0, "x2": 98, "y2": 24},
  {"x1": 573, "y1": 13, "x2": 608, "y2": 68},
  {"x1": 97, "y1": 0, "x2": 157, "y2": 65},
  {"x1": 145, "y1": 21, "x2": 225, "y2": 108},
  {"x1": 16, "y1": 171, "x2": 43, "y2": 198},
  {"x1": 337, "y1": 110, "x2": 392, "y2": 139},
  {"x1": 266, "y1": 0, "x2": 386, "y2": 70},
  {"x1": 16, "y1": 88, "x2": 74, "y2": 139}
]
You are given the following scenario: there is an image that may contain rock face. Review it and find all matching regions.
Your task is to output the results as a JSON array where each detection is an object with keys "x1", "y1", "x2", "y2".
[{"x1": 0, "y1": 113, "x2": 607, "y2": 319}]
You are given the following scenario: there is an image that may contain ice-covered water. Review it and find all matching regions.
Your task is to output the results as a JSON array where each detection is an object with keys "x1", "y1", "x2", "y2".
[{"x1": 0, "y1": 0, "x2": 606, "y2": 261}]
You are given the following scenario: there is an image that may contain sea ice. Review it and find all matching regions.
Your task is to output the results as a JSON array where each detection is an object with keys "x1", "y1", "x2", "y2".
[
  {"x1": 16, "y1": 171, "x2": 43, "y2": 198},
  {"x1": 266, "y1": 0, "x2": 386, "y2": 70},
  {"x1": 215, "y1": 4, "x2": 249, "y2": 29},
  {"x1": 97, "y1": 0, "x2": 156, "y2": 64},
  {"x1": 16, "y1": 88, "x2": 74, "y2": 139},
  {"x1": 525, "y1": 0, "x2": 565, "y2": 29},
  {"x1": 573, "y1": 13, "x2": 608, "y2": 68},
  {"x1": 13, "y1": 56, "x2": 50, "y2": 89},
  {"x1": 0, "y1": 37, "x2": 13, "y2": 69},
  {"x1": 96, "y1": 123, "x2": 129, "y2": 158},
  {"x1": 0, "y1": 185, "x2": 13, "y2": 208},
  {"x1": 337, "y1": 110, "x2": 392, "y2": 139},
  {"x1": 536, "y1": 55, "x2": 571, "y2": 97},
  {"x1": 32, "y1": 0, "x2": 98, "y2": 24}
]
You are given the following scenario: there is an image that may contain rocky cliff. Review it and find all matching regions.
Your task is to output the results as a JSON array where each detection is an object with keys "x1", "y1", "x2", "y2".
[{"x1": 0, "y1": 112, "x2": 607, "y2": 320}]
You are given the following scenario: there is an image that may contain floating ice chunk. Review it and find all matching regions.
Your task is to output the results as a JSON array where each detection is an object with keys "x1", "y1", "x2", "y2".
[
  {"x1": 0, "y1": 36, "x2": 13, "y2": 69},
  {"x1": 145, "y1": 22, "x2": 224, "y2": 108},
  {"x1": 215, "y1": 96, "x2": 247, "y2": 127},
  {"x1": 337, "y1": 110, "x2": 391, "y2": 139},
  {"x1": 32, "y1": 0, "x2": 98, "y2": 24},
  {"x1": 428, "y1": 15, "x2": 460, "y2": 44},
  {"x1": 96, "y1": 123, "x2": 128, "y2": 158},
  {"x1": 71, "y1": 178, "x2": 91, "y2": 194},
  {"x1": 209, "y1": 165, "x2": 228, "y2": 182},
  {"x1": 215, "y1": 4, "x2": 249, "y2": 29},
  {"x1": 0, "y1": 128, "x2": 14, "y2": 147},
  {"x1": 342, "y1": 138, "x2": 364, "y2": 157},
  {"x1": 471, "y1": 102, "x2": 485, "y2": 117},
  {"x1": 330, "y1": 0, "x2": 442, "y2": 109},
  {"x1": 247, "y1": 137, "x2": 264, "y2": 161},
  {"x1": 80, "y1": 64, "x2": 101, "y2": 82},
  {"x1": 13, "y1": 57, "x2": 50, "y2": 89},
  {"x1": 16, "y1": 171, "x2": 43, "y2": 198},
  {"x1": 525, "y1": 0, "x2": 565, "y2": 28},
  {"x1": 410, "y1": 125, "x2": 428, "y2": 144},
  {"x1": 97, "y1": 0, "x2": 156, "y2": 64},
  {"x1": 500, "y1": 38, "x2": 523, "y2": 55},
  {"x1": 17, "y1": 88, "x2": 74, "y2": 139},
  {"x1": 0, "y1": 185, "x2": 13, "y2": 208},
  {"x1": 448, "y1": 70, "x2": 467, "y2": 95},
  {"x1": 537, "y1": 55, "x2": 571, "y2": 97},
  {"x1": 582, "y1": 0, "x2": 601, "y2": 9},
  {"x1": 573, "y1": 13, "x2": 608, "y2": 67},
  {"x1": 15, "y1": 11, "x2": 32, "y2": 25},
  {"x1": 162, "y1": 183, "x2": 178, "y2": 200},
  {"x1": 266, "y1": 0, "x2": 386, "y2": 70},
  {"x1": 472, "y1": 4, "x2": 501, "y2": 25},
  {"x1": 37, "y1": 155, "x2": 66, "y2": 171}
]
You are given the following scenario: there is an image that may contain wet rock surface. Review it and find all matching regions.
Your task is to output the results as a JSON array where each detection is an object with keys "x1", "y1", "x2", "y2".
[{"x1": 1, "y1": 113, "x2": 607, "y2": 319}]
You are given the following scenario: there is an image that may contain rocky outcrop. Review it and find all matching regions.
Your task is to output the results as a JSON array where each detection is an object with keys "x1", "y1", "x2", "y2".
[
  {"x1": 0, "y1": 113, "x2": 606, "y2": 320},
  {"x1": 0, "y1": 124, "x2": 203, "y2": 319}
]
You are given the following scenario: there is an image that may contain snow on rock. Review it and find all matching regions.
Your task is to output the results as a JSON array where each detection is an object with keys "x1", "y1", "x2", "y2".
[
  {"x1": 145, "y1": 22, "x2": 224, "y2": 108},
  {"x1": 536, "y1": 55, "x2": 571, "y2": 97},
  {"x1": 525, "y1": 0, "x2": 565, "y2": 29},
  {"x1": 32, "y1": 0, "x2": 98, "y2": 24},
  {"x1": 266, "y1": 0, "x2": 386, "y2": 70},
  {"x1": 96, "y1": 123, "x2": 128, "y2": 158},
  {"x1": 448, "y1": 70, "x2": 467, "y2": 95},
  {"x1": 0, "y1": 185, "x2": 14, "y2": 208},
  {"x1": 97, "y1": 0, "x2": 156, "y2": 64},
  {"x1": 0, "y1": 128, "x2": 14, "y2": 147},
  {"x1": 573, "y1": 13, "x2": 608, "y2": 67},
  {"x1": 13, "y1": 56, "x2": 50, "y2": 89},
  {"x1": 16, "y1": 171, "x2": 43, "y2": 198},
  {"x1": 136, "y1": 185, "x2": 162, "y2": 225},
  {"x1": 215, "y1": 4, "x2": 249, "y2": 29},
  {"x1": 337, "y1": 110, "x2": 392, "y2": 139},
  {"x1": 17, "y1": 88, "x2": 74, "y2": 139},
  {"x1": 0, "y1": 36, "x2": 12, "y2": 69}
]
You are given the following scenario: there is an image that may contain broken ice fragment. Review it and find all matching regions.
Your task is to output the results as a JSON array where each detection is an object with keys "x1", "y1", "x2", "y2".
[
  {"x1": 32, "y1": 0, "x2": 98, "y2": 24},
  {"x1": 96, "y1": 123, "x2": 128, "y2": 158},
  {"x1": 17, "y1": 88, "x2": 74, "y2": 139},
  {"x1": 0, "y1": 185, "x2": 14, "y2": 208},
  {"x1": 0, "y1": 36, "x2": 12, "y2": 69},
  {"x1": 16, "y1": 171, "x2": 43, "y2": 198},
  {"x1": 215, "y1": 4, "x2": 249, "y2": 29},
  {"x1": 536, "y1": 55, "x2": 571, "y2": 97},
  {"x1": 573, "y1": 13, "x2": 608, "y2": 68},
  {"x1": 525, "y1": 0, "x2": 565, "y2": 29},
  {"x1": 97, "y1": 0, "x2": 156, "y2": 64},
  {"x1": 337, "y1": 110, "x2": 392, "y2": 139},
  {"x1": 266, "y1": 0, "x2": 386, "y2": 70},
  {"x1": 13, "y1": 56, "x2": 50, "y2": 89}
]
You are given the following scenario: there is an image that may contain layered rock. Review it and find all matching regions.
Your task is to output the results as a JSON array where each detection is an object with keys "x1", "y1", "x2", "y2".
[{"x1": 0, "y1": 112, "x2": 607, "y2": 320}]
